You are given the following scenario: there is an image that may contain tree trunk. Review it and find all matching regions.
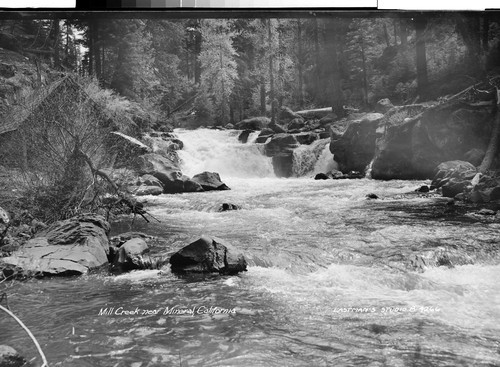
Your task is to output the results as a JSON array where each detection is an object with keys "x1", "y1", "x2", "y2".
[
  {"x1": 93, "y1": 20, "x2": 101, "y2": 80},
  {"x1": 194, "y1": 24, "x2": 202, "y2": 84},
  {"x1": 297, "y1": 19, "x2": 304, "y2": 109},
  {"x1": 479, "y1": 89, "x2": 500, "y2": 173},
  {"x1": 87, "y1": 21, "x2": 93, "y2": 75},
  {"x1": 278, "y1": 21, "x2": 285, "y2": 109},
  {"x1": 392, "y1": 19, "x2": 398, "y2": 45},
  {"x1": 415, "y1": 16, "x2": 428, "y2": 99},
  {"x1": 268, "y1": 20, "x2": 276, "y2": 124},
  {"x1": 383, "y1": 22, "x2": 391, "y2": 47},
  {"x1": 325, "y1": 18, "x2": 345, "y2": 117},
  {"x1": 482, "y1": 15, "x2": 489, "y2": 53},
  {"x1": 260, "y1": 77, "x2": 266, "y2": 115},
  {"x1": 400, "y1": 19, "x2": 408, "y2": 49},
  {"x1": 53, "y1": 18, "x2": 60, "y2": 70},
  {"x1": 360, "y1": 36, "x2": 369, "y2": 106},
  {"x1": 314, "y1": 17, "x2": 321, "y2": 105}
]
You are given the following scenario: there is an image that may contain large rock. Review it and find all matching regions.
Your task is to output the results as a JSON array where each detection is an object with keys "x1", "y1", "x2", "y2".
[
  {"x1": 264, "y1": 133, "x2": 300, "y2": 157},
  {"x1": 279, "y1": 106, "x2": 302, "y2": 124},
  {"x1": 131, "y1": 174, "x2": 164, "y2": 196},
  {"x1": 238, "y1": 129, "x2": 252, "y2": 143},
  {"x1": 0, "y1": 345, "x2": 26, "y2": 367},
  {"x1": 268, "y1": 122, "x2": 287, "y2": 133},
  {"x1": 371, "y1": 102, "x2": 492, "y2": 180},
  {"x1": 330, "y1": 113, "x2": 384, "y2": 173},
  {"x1": 112, "y1": 238, "x2": 149, "y2": 272},
  {"x1": 431, "y1": 161, "x2": 477, "y2": 198},
  {"x1": 288, "y1": 117, "x2": 306, "y2": 130},
  {"x1": 108, "y1": 132, "x2": 152, "y2": 168},
  {"x1": 169, "y1": 236, "x2": 247, "y2": 275},
  {"x1": 470, "y1": 174, "x2": 500, "y2": 203},
  {"x1": 192, "y1": 172, "x2": 230, "y2": 191},
  {"x1": 235, "y1": 117, "x2": 270, "y2": 130},
  {"x1": 294, "y1": 132, "x2": 319, "y2": 145},
  {"x1": 0, "y1": 214, "x2": 110, "y2": 277},
  {"x1": 132, "y1": 153, "x2": 186, "y2": 194}
]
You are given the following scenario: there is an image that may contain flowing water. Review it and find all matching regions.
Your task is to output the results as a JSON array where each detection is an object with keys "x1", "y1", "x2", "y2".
[{"x1": 1, "y1": 129, "x2": 500, "y2": 367}]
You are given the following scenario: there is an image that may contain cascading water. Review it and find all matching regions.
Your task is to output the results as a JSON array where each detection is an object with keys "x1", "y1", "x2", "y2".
[
  {"x1": 175, "y1": 128, "x2": 274, "y2": 178},
  {"x1": 3, "y1": 128, "x2": 499, "y2": 366}
]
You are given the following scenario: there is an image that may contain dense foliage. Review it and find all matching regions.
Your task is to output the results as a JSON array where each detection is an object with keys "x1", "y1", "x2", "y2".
[{"x1": 1, "y1": 13, "x2": 499, "y2": 126}]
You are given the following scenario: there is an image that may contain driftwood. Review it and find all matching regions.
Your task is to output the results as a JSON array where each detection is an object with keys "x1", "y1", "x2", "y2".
[{"x1": 78, "y1": 150, "x2": 160, "y2": 224}]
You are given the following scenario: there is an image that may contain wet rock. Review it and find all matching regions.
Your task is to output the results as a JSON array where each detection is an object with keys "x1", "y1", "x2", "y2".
[
  {"x1": 169, "y1": 236, "x2": 247, "y2": 275},
  {"x1": 470, "y1": 174, "x2": 500, "y2": 203},
  {"x1": 238, "y1": 129, "x2": 252, "y2": 143},
  {"x1": 330, "y1": 113, "x2": 384, "y2": 174},
  {"x1": 235, "y1": 116, "x2": 270, "y2": 130},
  {"x1": 294, "y1": 132, "x2": 319, "y2": 145},
  {"x1": 132, "y1": 153, "x2": 186, "y2": 194},
  {"x1": 415, "y1": 185, "x2": 430, "y2": 193},
  {"x1": 182, "y1": 177, "x2": 205, "y2": 192},
  {"x1": 319, "y1": 113, "x2": 338, "y2": 126},
  {"x1": 255, "y1": 128, "x2": 274, "y2": 143},
  {"x1": 345, "y1": 171, "x2": 364, "y2": 179},
  {"x1": 328, "y1": 170, "x2": 346, "y2": 179},
  {"x1": 225, "y1": 123, "x2": 235, "y2": 129},
  {"x1": 268, "y1": 122, "x2": 287, "y2": 134},
  {"x1": 0, "y1": 214, "x2": 110, "y2": 277},
  {"x1": 366, "y1": 193, "x2": 379, "y2": 199},
  {"x1": 314, "y1": 173, "x2": 329, "y2": 180},
  {"x1": 264, "y1": 134, "x2": 299, "y2": 157},
  {"x1": 477, "y1": 208, "x2": 496, "y2": 215},
  {"x1": 288, "y1": 117, "x2": 306, "y2": 130},
  {"x1": 192, "y1": 172, "x2": 230, "y2": 191},
  {"x1": 112, "y1": 238, "x2": 149, "y2": 272},
  {"x1": 0, "y1": 345, "x2": 26, "y2": 367},
  {"x1": 217, "y1": 203, "x2": 241, "y2": 212},
  {"x1": 371, "y1": 102, "x2": 492, "y2": 180},
  {"x1": 432, "y1": 161, "x2": 477, "y2": 188},
  {"x1": 131, "y1": 174, "x2": 164, "y2": 196},
  {"x1": 375, "y1": 98, "x2": 394, "y2": 114}
]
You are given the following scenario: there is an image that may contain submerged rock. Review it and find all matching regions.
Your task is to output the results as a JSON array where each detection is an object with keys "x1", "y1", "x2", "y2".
[
  {"x1": 192, "y1": 172, "x2": 230, "y2": 191},
  {"x1": 217, "y1": 203, "x2": 241, "y2": 212},
  {"x1": 366, "y1": 193, "x2": 379, "y2": 199},
  {"x1": 170, "y1": 236, "x2": 247, "y2": 275},
  {"x1": 0, "y1": 214, "x2": 110, "y2": 277}
]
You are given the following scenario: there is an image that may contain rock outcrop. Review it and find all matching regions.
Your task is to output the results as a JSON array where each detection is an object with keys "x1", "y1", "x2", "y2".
[
  {"x1": 264, "y1": 134, "x2": 300, "y2": 177},
  {"x1": 192, "y1": 172, "x2": 230, "y2": 191},
  {"x1": 0, "y1": 214, "x2": 110, "y2": 277},
  {"x1": 330, "y1": 113, "x2": 384, "y2": 173},
  {"x1": 132, "y1": 153, "x2": 187, "y2": 193},
  {"x1": 0, "y1": 345, "x2": 26, "y2": 367},
  {"x1": 169, "y1": 236, "x2": 247, "y2": 275},
  {"x1": 371, "y1": 102, "x2": 493, "y2": 180}
]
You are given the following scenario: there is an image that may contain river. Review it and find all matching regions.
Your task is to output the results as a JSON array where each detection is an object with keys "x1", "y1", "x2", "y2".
[{"x1": 1, "y1": 129, "x2": 499, "y2": 366}]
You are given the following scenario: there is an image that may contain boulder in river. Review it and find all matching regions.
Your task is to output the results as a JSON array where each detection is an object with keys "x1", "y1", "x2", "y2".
[
  {"x1": 238, "y1": 129, "x2": 252, "y2": 143},
  {"x1": 217, "y1": 203, "x2": 242, "y2": 212},
  {"x1": 314, "y1": 173, "x2": 329, "y2": 180},
  {"x1": 288, "y1": 117, "x2": 306, "y2": 130},
  {"x1": 169, "y1": 236, "x2": 247, "y2": 275},
  {"x1": 470, "y1": 174, "x2": 500, "y2": 203},
  {"x1": 279, "y1": 106, "x2": 302, "y2": 124},
  {"x1": 0, "y1": 214, "x2": 110, "y2": 277},
  {"x1": 132, "y1": 153, "x2": 186, "y2": 194},
  {"x1": 112, "y1": 238, "x2": 149, "y2": 272},
  {"x1": 131, "y1": 174, "x2": 164, "y2": 196},
  {"x1": 192, "y1": 172, "x2": 230, "y2": 191},
  {"x1": 293, "y1": 132, "x2": 319, "y2": 145},
  {"x1": 264, "y1": 133, "x2": 299, "y2": 157}
]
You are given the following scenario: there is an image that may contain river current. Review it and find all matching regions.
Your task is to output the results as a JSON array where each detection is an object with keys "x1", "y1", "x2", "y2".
[{"x1": 1, "y1": 129, "x2": 499, "y2": 366}]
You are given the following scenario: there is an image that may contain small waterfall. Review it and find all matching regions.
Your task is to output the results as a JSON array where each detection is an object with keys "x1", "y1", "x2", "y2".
[
  {"x1": 175, "y1": 128, "x2": 275, "y2": 178},
  {"x1": 365, "y1": 158, "x2": 375, "y2": 178},
  {"x1": 292, "y1": 138, "x2": 336, "y2": 177}
]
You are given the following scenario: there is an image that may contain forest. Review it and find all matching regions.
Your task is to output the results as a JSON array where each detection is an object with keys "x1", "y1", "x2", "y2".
[{"x1": 1, "y1": 12, "x2": 499, "y2": 127}]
